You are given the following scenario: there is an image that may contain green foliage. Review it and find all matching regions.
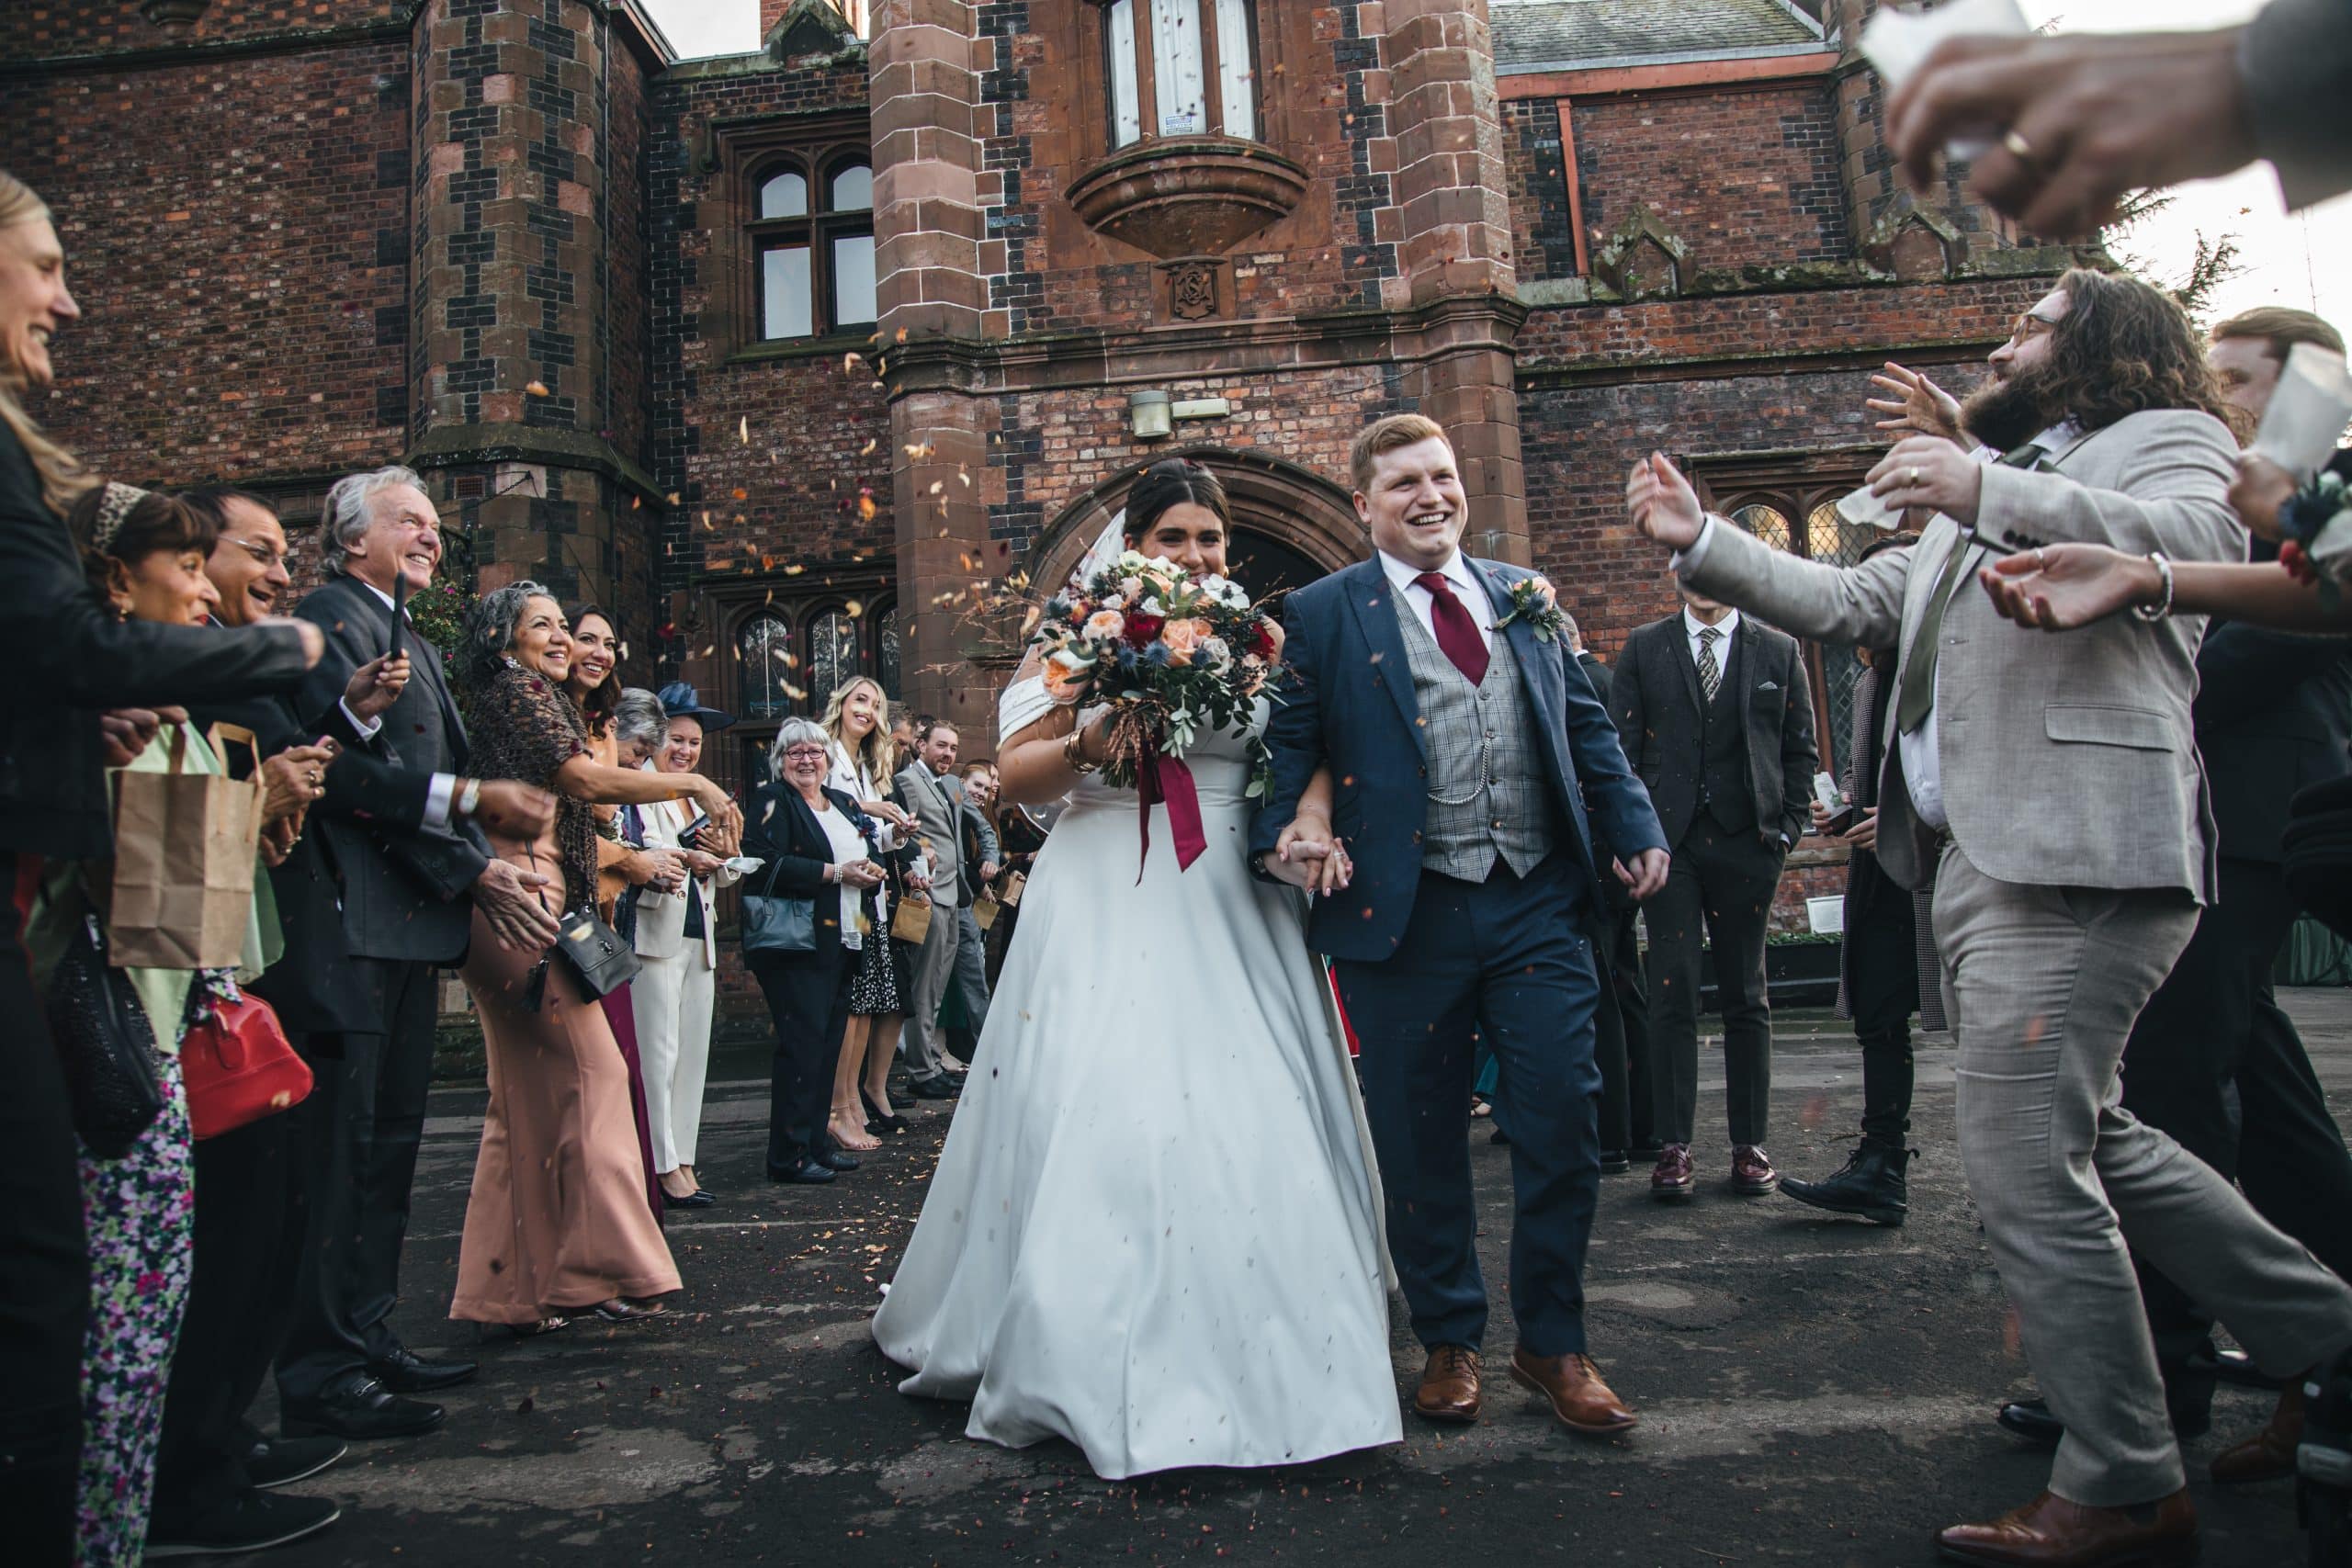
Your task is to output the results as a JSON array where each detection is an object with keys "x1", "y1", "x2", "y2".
[
  {"x1": 404, "y1": 579, "x2": 478, "y2": 721},
  {"x1": 2101, "y1": 188, "x2": 2246, "y2": 325}
]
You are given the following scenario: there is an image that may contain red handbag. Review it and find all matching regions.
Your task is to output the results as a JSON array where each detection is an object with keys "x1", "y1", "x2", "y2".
[{"x1": 181, "y1": 989, "x2": 313, "y2": 1140}]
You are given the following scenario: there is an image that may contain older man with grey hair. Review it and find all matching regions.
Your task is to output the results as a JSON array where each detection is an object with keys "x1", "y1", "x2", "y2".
[{"x1": 274, "y1": 467, "x2": 561, "y2": 1445}]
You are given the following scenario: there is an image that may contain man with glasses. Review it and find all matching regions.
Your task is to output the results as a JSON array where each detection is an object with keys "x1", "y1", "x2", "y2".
[{"x1": 146, "y1": 490, "x2": 553, "y2": 1557}]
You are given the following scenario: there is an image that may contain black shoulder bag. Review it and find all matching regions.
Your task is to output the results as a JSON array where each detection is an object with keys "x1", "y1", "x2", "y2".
[
  {"x1": 48, "y1": 909, "x2": 165, "y2": 1159},
  {"x1": 521, "y1": 843, "x2": 641, "y2": 1010}
]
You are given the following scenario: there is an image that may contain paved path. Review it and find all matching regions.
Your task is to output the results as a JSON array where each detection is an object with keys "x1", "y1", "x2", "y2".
[{"x1": 257, "y1": 992, "x2": 2352, "y2": 1565}]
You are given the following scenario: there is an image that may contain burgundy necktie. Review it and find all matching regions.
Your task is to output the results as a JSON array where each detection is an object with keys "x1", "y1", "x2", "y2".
[{"x1": 1415, "y1": 571, "x2": 1489, "y2": 686}]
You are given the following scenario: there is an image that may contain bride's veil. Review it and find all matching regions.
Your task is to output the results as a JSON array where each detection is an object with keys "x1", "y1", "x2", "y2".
[{"x1": 996, "y1": 509, "x2": 1125, "y2": 747}]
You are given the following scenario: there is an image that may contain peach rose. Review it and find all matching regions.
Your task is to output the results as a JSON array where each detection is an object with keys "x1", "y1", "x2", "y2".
[
  {"x1": 1082, "y1": 609, "x2": 1126, "y2": 644},
  {"x1": 1041, "y1": 649, "x2": 1092, "y2": 702},
  {"x1": 1159, "y1": 616, "x2": 1210, "y2": 666}
]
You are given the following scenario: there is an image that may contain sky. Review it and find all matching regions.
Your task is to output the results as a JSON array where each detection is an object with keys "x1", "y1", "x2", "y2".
[{"x1": 640, "y1": 0, "x2": 2346, "y2": 330}]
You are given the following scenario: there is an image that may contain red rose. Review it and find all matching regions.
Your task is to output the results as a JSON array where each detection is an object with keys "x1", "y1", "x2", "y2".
[
  {"x1": 1250, "y1": 620, "x2": 1279, "y2": 660},
  {"x1": 1125, "y1": 613, "x2": 1165, "y2": 645}
]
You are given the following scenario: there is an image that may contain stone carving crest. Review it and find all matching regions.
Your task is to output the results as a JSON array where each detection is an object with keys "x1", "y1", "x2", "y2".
[{"x1": 1169, "y1": 261, "x2": 1220, "y2": 321}]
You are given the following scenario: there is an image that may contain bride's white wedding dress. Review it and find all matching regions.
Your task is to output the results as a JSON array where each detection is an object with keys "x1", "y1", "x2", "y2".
[{"x1": 870, "y1": 684, "x2": 1401, "y2": 1479}]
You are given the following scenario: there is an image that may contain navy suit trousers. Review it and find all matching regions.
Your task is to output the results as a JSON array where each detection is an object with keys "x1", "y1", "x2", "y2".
[{"x1": 1335, "y1": 853, "x2": 1602, "y2": 1357}]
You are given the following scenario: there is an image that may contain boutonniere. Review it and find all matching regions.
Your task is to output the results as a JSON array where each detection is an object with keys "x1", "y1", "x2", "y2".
[
  {"x1": 2278, "y1": 468, "x2": 2351, "y2": 607},
  {"x1": 1494, "y1": 574, "x2": 1568, "y2": 642}
]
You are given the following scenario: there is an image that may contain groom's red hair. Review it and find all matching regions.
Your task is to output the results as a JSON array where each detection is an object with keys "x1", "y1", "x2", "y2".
[{"x1": 1351, "y1": 412, "x2": 1449, "y2": 495}]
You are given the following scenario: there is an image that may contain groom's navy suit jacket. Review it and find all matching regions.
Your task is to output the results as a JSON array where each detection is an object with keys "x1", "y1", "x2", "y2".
[{"x1": 1251, "y1": 554, "x2": 1667, "y2": 962}]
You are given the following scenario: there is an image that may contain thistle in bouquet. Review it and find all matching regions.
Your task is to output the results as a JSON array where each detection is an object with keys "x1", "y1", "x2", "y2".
[{"x1": 1033, "y1": 549, "x2": 1281, "y2": 794}]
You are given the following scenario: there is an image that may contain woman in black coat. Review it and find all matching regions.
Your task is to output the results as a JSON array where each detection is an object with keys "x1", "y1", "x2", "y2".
[
  {"x1": 741, "y1": 718, "x2": 908, "y2": 1184},
  {"x1": 0, "y1": 171, "x2": 319, "y2": 1562}
]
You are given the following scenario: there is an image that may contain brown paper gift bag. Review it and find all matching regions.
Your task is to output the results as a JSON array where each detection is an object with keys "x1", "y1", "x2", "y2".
[
  {"x1": 997, "y1": 871, "x2": 1026, "y2": 909},
  {"x1": 889, "y1": 891, "x2": 934, "y2": 944},
  {"x1": 970, "y1": 890, "x2": 1001, "y2": 932},
  {"x1": 109, "y1": 723, "x2": 266, "y2": 969}
]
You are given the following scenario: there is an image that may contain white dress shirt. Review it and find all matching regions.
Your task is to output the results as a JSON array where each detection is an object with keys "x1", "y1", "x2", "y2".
[
  {"x1": 1675, "y1": 421, "x2": 2080, "y2": 835},
  {"x1": 353, "y1": 577, "x2": 461, "y2": 829},
  {"x1": 1377, "y1": 548, "x2": 1494, "y2": 649},
  {"x1": 813, "y1": 800, "x2": 868, "y2": 951},
  {"x1": 1682, "y1": 605, "x2": 1741, "y2": 675}
]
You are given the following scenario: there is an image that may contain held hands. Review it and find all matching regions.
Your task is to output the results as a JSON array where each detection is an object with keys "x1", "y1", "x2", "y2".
[
  {"x1": 1978, "y1": 544, "x2": 2162, "y2": 631},
  {"x1": 1866, "y1": 436, "x2": 1982, "y2": 525},
  {"x1": 1266, "y1": 812, "x2": 1354, "y2": 897},
  {"x1": 472, "y1": 858, "x2": 564, "y2": 952},
  {"x1": 1624, "y1": 453, "x2": 1706, "y2": 552},
  {"x1": 342, "y1": 652, "x2": 412, "y2": 723},
  {"x1": 1613, "y1": 849, "x2": 1670, "y2": 902},
  {"x1": 465, "y1": 780, "x2": 558, "y2": 839},
  {"x1": 1868, "y1": 364, "x2": 1965, "y2": 446}
]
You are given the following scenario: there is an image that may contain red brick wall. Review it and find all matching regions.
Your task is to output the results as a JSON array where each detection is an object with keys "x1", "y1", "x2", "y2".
[
  {"x1": 0, "y1": 1, "x2": 404, "y2": 57},
  {"x1": 1571, "y1": 83, "x2": 1849, "y2": 273},
  {"x1": 648, "y1": 59, "x2": 893, "y2": 597},
  {"x1": 1515, "y1": 276, "x2": 2047, "y2": 655},
  {"x1": 2, "y1": 39, "x2": 413, "y2": 488},
  {"x1": 974, "y1": 0, "x2": 1405, "y2": 338}
]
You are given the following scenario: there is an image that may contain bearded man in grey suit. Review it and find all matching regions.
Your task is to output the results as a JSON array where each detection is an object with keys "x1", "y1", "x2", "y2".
[{"x1": 1627, "y1": 267, "x2": 2352, "y2": 1568}]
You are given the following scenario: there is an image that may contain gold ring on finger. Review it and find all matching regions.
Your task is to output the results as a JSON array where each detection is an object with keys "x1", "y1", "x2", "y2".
[
  {"x1": 2002, "y1": 128, "x2": 2039, "y2": 167},
  {"x1": 1908, "y1": 466, "x2": 1921, "y2": 489}
]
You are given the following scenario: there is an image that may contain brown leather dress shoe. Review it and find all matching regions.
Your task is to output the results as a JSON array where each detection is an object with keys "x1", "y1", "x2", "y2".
[
  {"x1": 1413, "y1": 1345, "x2": 1483, "y2": 1426},
  {"x1": 1934, "y1": 1487, "x2": 2198, "y2": 1566},
  {"x1": 1732, "y1": 1145, "x2": 1779, "y2": 1194},
  {"x1": 1650, "y1": 1144, "x2": 1695, "y2": 1201},
  {"x1": 2211, "y1": 1382, "x2": 2304, "y2": 1484},
  {"x1": 1509, "y1": 1347, "x2": 1638, "y2": 1436}
]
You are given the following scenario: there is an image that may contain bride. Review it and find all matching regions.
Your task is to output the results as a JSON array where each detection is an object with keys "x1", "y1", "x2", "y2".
[{"x1": 870, "y1": 458, "x2": 1403, "y2": 1478}]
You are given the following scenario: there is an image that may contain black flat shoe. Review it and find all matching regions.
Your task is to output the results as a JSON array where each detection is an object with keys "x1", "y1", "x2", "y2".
[
  {"x1": 281, "y1": 1377, "x2": 444, "y2": 1441},
  {"x1": 243, "y1": 1435, "x2": 346, "y2": 1491},
  {"x1": 367, "y1": 1346, "x2": 479, "y2": 1393},
  {"x1": 906, "y1": 1075, "x2": 957, "y2": 1100},
  {"x1": 668, "y1": 1189, "x2": 717, "y2": 1209},
  {"x1": 769, "y1": 1159, "x2": 837, "y2": 1184},
  {"x1": 145, "y1": 1490, "x2": 341, "y2": 1559},
  {"x1": 1599, "y1": 1149, "x2": 1631, "y2": 1174},
  {"x1": 818, "y1": 1148, "x2": 861, "y2": 1172},
  {"x1": 861, "y1": 1090, "x2": 910, "y2": 1134}
]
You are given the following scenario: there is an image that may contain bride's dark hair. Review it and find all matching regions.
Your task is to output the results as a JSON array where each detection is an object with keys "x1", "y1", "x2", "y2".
[{"x1": 1123, "y1": 457, "x2": 1231, "y2": 546}]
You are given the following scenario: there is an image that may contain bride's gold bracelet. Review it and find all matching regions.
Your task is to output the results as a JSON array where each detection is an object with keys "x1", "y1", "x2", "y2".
[{"x1": 1062, "y1": 728, "x2": 1100, "y2": 775}]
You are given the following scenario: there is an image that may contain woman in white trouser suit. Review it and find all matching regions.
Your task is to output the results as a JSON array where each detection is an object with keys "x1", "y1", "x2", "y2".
[{"x1": 630, "y1": 684, "x2": 744, "y2": 1207}]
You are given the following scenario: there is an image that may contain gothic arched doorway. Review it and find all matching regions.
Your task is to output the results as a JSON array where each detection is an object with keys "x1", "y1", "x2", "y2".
[{"x1": 1027, "y1": 447, "x2": 1366, "y2": 600}]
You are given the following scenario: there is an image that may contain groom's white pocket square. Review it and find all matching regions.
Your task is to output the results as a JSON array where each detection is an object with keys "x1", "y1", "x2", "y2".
[{"x1": 1758, "y1": 681, "x2": 1780, "y2": 692}]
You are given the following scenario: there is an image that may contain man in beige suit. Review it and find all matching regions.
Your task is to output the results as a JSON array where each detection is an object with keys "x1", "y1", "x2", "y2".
[{"x1": 1627, "y1": 267, "x2": 2352, "y2": 1568}]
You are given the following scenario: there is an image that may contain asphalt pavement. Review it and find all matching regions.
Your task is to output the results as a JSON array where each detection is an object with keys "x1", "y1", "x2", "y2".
[{"x1": 247, "y1": 991, "x2": 2352, "y2": 1566}]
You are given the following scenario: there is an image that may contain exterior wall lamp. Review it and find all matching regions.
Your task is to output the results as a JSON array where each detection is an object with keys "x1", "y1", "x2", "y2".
[{"x1": 1128, "y1": 389, "x2": 1173, "y2": 441}]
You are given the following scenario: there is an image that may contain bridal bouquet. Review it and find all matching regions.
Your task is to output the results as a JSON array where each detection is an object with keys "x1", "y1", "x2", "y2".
[
  {"x1": 1035, "y1": 550, "x2": 1279, "y2": 786},
  {"x1": 1032, "y1": 552, "x2": 1279, "y2": 873}
]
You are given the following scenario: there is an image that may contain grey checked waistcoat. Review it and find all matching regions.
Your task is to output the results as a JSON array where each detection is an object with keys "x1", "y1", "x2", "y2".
[{"x1": 1395, "y1": 592, "x2": 1556, "y2": 881}]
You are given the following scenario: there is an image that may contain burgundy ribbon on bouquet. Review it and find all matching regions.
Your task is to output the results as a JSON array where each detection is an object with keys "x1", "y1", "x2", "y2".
[{"x1": 1134, "y1": 748, "x2": 1207, "y2": 882}]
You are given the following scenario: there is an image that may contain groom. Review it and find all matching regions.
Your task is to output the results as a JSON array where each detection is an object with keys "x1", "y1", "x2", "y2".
[{"x1": 1253, "y1": 413, "x2": 1669, "y2": 1433}]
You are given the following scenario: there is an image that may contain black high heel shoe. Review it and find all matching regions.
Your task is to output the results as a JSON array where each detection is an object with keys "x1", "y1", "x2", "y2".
[{"x1": 861, "y1": 1088, "x2": 910, "y2": 1135}]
